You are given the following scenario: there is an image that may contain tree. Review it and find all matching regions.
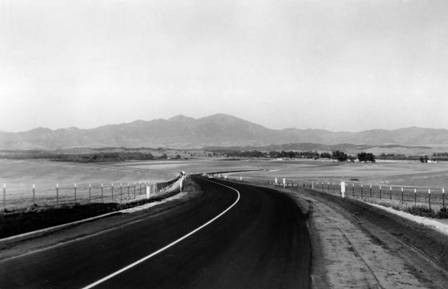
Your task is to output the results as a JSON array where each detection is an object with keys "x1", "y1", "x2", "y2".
[
  {"x1": 420, "y1": 155, "x2": 429, "y2": 163},
  {"x1": 332, "y1": 150, "x2": 348, "y2": 162},
  {"x1": 366, "y1": 153, "x2": 376, "y2": 163},
  {"x1": 269, "y1": 151, "x2": 280, "y2": 158},
  {"x1": 358, "y1": 152, "x2": 376, "y2": 163},
  {"x1": 320, "y1": 152, "x2": 332, "y2": 159}
]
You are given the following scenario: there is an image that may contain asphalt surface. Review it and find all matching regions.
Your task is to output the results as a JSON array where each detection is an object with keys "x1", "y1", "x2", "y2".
[{"x1": 0, "y1": 176, "x2": 311, "y2": 289}]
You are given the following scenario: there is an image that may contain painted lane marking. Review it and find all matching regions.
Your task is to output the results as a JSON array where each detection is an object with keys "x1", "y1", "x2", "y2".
[{"x1": 81, "y1": 180, "x2": 241, "y2": 289}]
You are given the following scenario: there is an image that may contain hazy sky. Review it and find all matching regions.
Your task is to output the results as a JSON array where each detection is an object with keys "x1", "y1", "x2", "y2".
[{"x1": 1, "y1": 0, "x2": 448, "y2": 132}]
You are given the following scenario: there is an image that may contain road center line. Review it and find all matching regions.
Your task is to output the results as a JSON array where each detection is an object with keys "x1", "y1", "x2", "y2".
[{"x1": 81, "y1": 180, "x2": 241, "y2": 289}]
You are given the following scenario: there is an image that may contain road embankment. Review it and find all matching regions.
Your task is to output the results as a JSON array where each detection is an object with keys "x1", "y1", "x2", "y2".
[
  {"x1": 277, "y1": 185, "x2": 448, "y2": 289},
  {"x1": 0, "y1": 177, "x2": 187, "y2": 241}
]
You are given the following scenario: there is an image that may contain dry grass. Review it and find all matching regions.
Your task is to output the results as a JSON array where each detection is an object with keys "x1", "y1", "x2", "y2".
[{"x1": 3, "y1": 158, "x2": 448, "y2": 209}]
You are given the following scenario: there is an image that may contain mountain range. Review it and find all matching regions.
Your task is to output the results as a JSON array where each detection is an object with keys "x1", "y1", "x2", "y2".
[{"x1": 1, "y1": 113, "x2": 448, "y2": 150}]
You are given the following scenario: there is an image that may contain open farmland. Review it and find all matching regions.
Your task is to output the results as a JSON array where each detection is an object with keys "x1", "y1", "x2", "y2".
[
  {"x1": 3, "y1": 158, "x2": 448, "y2": 209},
  {"x1": 216, "y1": 159, "x2": 448, "y2": 188},
  {"x1": 0, "y1": 159, "x2": 180, "y2": 192},
  {"x1": 4, "y1": 158, "x2": 448, "y2": 193}
]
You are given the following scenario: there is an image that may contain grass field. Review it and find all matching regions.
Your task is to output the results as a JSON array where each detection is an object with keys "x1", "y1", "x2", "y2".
[
  {"x1": 218, "y1": 159, "x2": 448, "y2": 188},
  {"x1": 4, "y1": 158, "x2": 448, "y2": 190},
  {"x1": 3, "y1": 158, "x2": 448, "y2": 209}
]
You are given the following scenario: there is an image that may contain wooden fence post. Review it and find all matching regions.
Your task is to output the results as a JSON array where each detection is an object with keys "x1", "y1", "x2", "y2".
[
  {"x1": 401, "y1": 187, "x2": 404, "y2": 204},
  {"x1": 414, "y1": 188, "x2": 417, "y2": 206},
  {"x1": 32, "y1": 184, "x2": 36, "y2": 204},
  {"x1": 2, "y1": 184, "x2": 5, "y2": 210},
  {"x1": 443, "y1": 187, "x2": 445, "y2": 209},
  {"x1": 56, "y1": 184, "x2": 59, "y2": 205}
]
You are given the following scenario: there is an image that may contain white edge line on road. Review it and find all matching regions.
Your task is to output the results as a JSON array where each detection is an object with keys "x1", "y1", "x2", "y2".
[{"x1": 81, "y1": 180, "x2": 241, "y2": 289}]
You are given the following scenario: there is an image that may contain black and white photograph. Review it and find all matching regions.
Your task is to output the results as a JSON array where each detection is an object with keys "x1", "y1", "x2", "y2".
[{"x1": 1, "y1": 0, "x2": 448, "y2": 288}]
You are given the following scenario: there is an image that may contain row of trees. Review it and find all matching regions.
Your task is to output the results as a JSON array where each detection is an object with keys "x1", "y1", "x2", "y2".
[
  {"x1": 328, "y1": 151, "x2": 375, "y2": 163},
  {"x1": 52, "y1": 152, "x2": 160, "y2": 163},
  {"x1": 223, "y1": 150, "x2": 376, "y2": 163},
  {"x1": 0, "y1": 150, "x2": 177, "y2": 162},
  {"x1": 224, "y1": 150, "x2": 320, "y2": 159}
]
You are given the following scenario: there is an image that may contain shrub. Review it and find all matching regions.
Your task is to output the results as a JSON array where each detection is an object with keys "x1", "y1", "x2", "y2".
[
  {"x1": 437, "y1": 207, "x2": 448, "y2": 218},
  {"x1": 405, "y1": 206, "x2": 436, "y2": 218}
]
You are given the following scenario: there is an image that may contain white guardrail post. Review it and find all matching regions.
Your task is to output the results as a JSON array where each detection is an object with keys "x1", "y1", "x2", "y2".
[
  {"x1": 340, "y1": 181, "x2": 346, "y2": 198},
  {"x1": 146, "y1": 184, "x2": 151, "y2": 200},
  {"x1": 180, "y1": 177, "x2": 184, "y2": 193}
]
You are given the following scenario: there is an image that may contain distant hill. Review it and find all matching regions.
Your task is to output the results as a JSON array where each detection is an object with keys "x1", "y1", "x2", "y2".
[{"x1": 1, "y1": 113, "x2": 448, "y2": 150}]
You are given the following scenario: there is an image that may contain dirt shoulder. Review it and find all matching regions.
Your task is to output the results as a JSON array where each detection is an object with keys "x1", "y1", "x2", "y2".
[{"x1": 277, "y1": 185, "x2": 448, "y2": 289}]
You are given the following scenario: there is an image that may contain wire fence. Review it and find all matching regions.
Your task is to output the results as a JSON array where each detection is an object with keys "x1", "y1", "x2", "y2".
[
  {"x1": 1, "y1": 176, "x2": 184, "y2": 211},
  {"x1": 267, "y1": 179, "x2": 447, "y2": 211},
  {"x1": 211, "y1": 173, "x2": 447, "y2": 211}
]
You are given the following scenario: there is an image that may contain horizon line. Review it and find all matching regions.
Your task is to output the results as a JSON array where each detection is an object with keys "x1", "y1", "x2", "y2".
[{"x1": 0, "y1": 113, "x2": 445, "y2": 134}]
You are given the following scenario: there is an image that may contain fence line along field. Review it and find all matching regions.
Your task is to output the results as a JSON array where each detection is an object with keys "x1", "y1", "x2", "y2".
[
  {"x1": 4, "y1": 157, "x2": 448, "y2": 211},
  {"x1": 269, "y1": 180, "x2": 448, "y2": 212},
  {"x1": 0, "y1": 159, "x2": 183, "y2": 210},
  {"x1": 217, "y1": 159, "x2": 448, "y2": 188}
]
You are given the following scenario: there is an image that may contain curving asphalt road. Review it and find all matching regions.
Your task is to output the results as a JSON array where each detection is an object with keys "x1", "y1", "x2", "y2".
[{"x1": 0, "y1": 176, "x2": 311, "y2": 289}]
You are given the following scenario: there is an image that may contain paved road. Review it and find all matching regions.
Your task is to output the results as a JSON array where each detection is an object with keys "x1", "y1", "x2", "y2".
[{"x1": 0, "y1": 176, "x2": 311, "y2": 289}]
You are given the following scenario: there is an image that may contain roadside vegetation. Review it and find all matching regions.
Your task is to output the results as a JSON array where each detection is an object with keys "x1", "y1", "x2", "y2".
[{"x1": 373, "y1": 201, "x2": 448, "y2": 219}]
